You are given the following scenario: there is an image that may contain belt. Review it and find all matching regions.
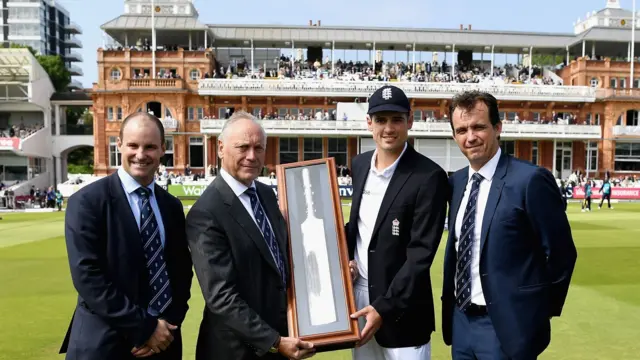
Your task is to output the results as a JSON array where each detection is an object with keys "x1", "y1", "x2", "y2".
[{"x1": 464, "y1": 303, "x2": 488, "y2": 316}]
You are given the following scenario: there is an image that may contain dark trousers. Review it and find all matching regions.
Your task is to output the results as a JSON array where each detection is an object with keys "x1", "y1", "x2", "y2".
[
  {"x1": 599, "y1": 193, "x2": 611, "y2": 208},
  {"x1": 452, "y1": 307, "x2": 537, "y2": 360},
  {"x1": 582, "y1": 197, "x2": 591, "y2": 210}
]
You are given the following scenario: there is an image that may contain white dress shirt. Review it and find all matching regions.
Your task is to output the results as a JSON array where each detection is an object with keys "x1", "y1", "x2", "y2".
[
  {"x1": 117, "y1": 167, "x2": 165, "y2": 246},
  {"x1": 355, "y1": 142, "x2": 407, "y2": 282},
  {"x1": 454, "y1": 147, "x2": 501, "y2": 306}
]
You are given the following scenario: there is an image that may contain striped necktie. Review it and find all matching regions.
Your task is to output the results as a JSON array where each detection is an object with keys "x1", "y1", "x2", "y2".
[
  {"x1": 245, "y1": 187, "x2": 286, "y2": 285},
  {"x1": 136, "y1": 187, "x2": 173, "y2": 314},
  {"x1": 455, "y1": 173, "x2": 484, "y2": 311}
]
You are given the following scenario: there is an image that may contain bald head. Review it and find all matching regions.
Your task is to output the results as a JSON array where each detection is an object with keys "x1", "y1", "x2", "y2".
[{"x1": 120, "y1": 112, "x2": 165, "y2": 141}]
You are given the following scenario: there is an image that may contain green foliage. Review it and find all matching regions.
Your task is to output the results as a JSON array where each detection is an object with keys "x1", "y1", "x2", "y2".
[
  {"x1": 67, "y1": 163, "x2": 93, "y2": 174},
  {"x1": 81, "y1": 109, "x2": 94, "y2": 127},
  {"x1": 8, "y1": 43, "x2": 71, "y2": 91},
  {"x1": 67, "y1": 146, "x2": 93, "y2": 174},
  {"x1": 531, "y1": 54, "x2": 562, "y2": 67}
]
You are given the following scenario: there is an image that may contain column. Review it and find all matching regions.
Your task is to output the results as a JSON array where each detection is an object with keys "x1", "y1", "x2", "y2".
[
  {"x1": 203, "y1": 134, "x2": 208, "y2": 172},
  {"x1": 251, "y1": 39, "x2": 254, "y2": 74},
  {"x1": 125, "y1": 32, "x2": 128, "y2": 47},
  {"x1": 591, "y1": 42, "x2": 596, "y2": 58},
  {"x1": 412, "y1": 43, "x2": 416, "y2": 73},
  {"x1": 204, "y1": 30, "x2": 208, "y2": 48},
  {"x1": 552, "y1": 139, "x2": 557, "y2": 178},
  {"x1": 491, "y1": 45, "x2": 494, "y2": 75},
  {"x1": 55, "y1": 157, "x2": 62, "y2": 188},
  {"x1": 529, "y1": 46, "x2": 533, "y2": 79},
  {"x1": 451, "y1": 44, "x2": 456, "y2": 78},
  {"x1": 566, "y1": 46, "x2": 570, "y2": 65},
  {"x1": 55, "y1": 104, "x2": 61, "y2": 135},
  {"x1": 582, "y1": 40, "x2": 586, "y2": 57},
  {"x1": 189, "y1": 32, "x2": 192, "y2": 51},
  {"x1": 372, "y1": 42, "x2": 376, "y2": 66},
  {"x1": 332, "y1": 40, "x2": 335, "y2": 75}
]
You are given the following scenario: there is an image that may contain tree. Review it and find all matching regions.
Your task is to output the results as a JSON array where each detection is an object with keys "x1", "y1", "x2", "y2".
[
  {"x1": 8, "y1": 43, "x2": 71, "y2": 92},
  {"x1": 531, "y1": 54, "x2": 563, "y2": 67}
]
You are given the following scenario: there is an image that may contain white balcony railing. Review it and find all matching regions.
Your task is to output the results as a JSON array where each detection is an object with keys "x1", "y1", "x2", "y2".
[
  {"x1": 200, "y1": 119, "x2": 601, "y2": 139},
  {"x1": 198, "y1": 79, "x2": 597, "y2": 102},
  {"x1": 68, "y1": 64, "x2": 83, "y2": 76},
  {"x1": 161, "y1": 118, "x2": 178, "y2": 129},
  {"x1": 613, "y1": 125, "x2": 640, "y2": 136},
  {"x1": 68, "y1": 79, "x2": 83, "y2": 89},
  {"x1": 65, "y1": 21, "x2": 83, "y2": 34},
  {"x1": 65, "y1": 36, "x2": 83, "y2": 48},
  {"x1": 65, "y1": 51, "x2": 83, "y2": 62}
]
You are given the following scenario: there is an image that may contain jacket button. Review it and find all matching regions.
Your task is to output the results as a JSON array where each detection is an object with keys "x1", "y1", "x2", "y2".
[{"x1": 369, "y1": 250, "x2": 375, "y2": 253}]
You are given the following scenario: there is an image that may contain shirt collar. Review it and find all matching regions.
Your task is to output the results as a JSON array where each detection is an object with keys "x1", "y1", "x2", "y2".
[
  {"x1": 220, "y1": 168, "x2": 255, "y2": 197},
  {"x1": 467, "y1": 147, "x2": 501, "y2": 183},
  {"x1": 370, "y1": 142, "x2": 408, "y2": 178},
  {"x1": 118, "y1": 167, "x2": 156, "y2": 196}
]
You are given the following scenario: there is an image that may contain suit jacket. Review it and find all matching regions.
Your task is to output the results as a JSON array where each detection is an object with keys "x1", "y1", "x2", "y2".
[
  {"x1": 61, "y1": 173, "x2": 193, "y2": 360},
  {"x1": 442, "y1": 153, "x2": 577, "y2": 359},
  {"x1": 345, "y1": 145, "x2": 449, "y2": 348},
  {"x1": 186, "y1": 176, "x2": 289, "y2": 360}
]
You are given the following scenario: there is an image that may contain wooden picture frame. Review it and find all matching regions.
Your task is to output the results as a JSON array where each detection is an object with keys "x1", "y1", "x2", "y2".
[{"x1": 276, "y1": 157, "x2": 360, "y2": 352}]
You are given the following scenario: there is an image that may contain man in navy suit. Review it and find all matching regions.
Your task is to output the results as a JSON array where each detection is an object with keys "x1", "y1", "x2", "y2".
[
  {"x1": 442, "y1": 91, "x2": 577, "y2": 360},
  {"x1": 60, "y1": 112, "x2": 193, "y2": 359}
]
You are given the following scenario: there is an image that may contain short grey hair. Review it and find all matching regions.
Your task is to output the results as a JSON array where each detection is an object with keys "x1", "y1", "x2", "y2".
[{"x1": 218, "y1": 110, "x2": 267, "y2": 143}]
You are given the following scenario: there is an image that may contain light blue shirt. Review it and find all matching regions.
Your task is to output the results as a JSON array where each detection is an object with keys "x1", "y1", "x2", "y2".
[{"x1": 117, "y1": 167, "x2": 166, "y2": 247}]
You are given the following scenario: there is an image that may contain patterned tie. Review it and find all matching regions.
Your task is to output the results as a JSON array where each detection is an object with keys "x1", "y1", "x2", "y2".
[
  {"x1": 136, "y1": 187, "x2": 173, "y2": 314},
  {"x1": 245, "y1": 187, "x2": 287, "y2": 285},
  {"x1": 455, "y1": 173, "x2": 484, "y2": 311}
]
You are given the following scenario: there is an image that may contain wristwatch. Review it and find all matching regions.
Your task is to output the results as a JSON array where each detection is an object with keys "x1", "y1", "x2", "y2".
[{"x1": 269, "y1": 336, "x2": 281, "y2": 353}]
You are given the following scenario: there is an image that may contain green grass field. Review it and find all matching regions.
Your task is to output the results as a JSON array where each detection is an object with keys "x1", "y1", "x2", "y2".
[{"x1": 1, "y1": 201, "x2": 639, "y2": 359}]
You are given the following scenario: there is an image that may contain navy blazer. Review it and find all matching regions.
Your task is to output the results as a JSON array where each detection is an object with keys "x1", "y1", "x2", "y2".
[
  {"x1": 60, "y1": 173, "x2": 193, "y2": 360},
  {"x1": 442, "y1": 153, "x2": 577, "y2": 359}
]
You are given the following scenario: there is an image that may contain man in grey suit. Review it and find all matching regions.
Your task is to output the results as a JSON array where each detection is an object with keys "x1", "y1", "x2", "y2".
[{"x1": 186, "y1": 111, "x2": 315, "y2": 360}]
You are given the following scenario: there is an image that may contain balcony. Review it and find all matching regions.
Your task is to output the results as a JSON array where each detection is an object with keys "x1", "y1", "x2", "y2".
[
  {"x1": 68, "y1": 79, "x2": 83, "y2": 90},
  {"x1": 596, "y1": 88, "x2": 640, "y2": 100},
  {"x1": 613, "y1": 125, "x2": 640, "y2": 137},
  {"x1": 65, "y1": 36, "x2": 82, "y2": 48},
  {"x1": 68, "y1": 64, "x2": 83, "y2": 76},
  {"x1": 161, "y1": 118, "x2": 178, "y2": 130},
  {"x1": 94, "y1": 78, "x2": 185, "y2": 92},
  {"x1": 198, "y1": 79, "x2": 597, "y2": 102},
  {"x1": 65, "y1": 51, "x2": 83, "y2": 62},
  {"x1": 199, "y1": 119, "x2": 601, "y2": 139},
  {"x1": 65, "y1": 21, "x2": 82, "y2": 35},
  {"x1": 60, "y1": 124, "x2": 93, "y2": 135}
]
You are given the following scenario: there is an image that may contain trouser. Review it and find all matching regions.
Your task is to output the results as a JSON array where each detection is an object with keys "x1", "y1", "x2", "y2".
[
  {"x1": 452, "y1": 307, "x2": 536, "y2": 360},
  {"x1": 582, "y1": 197, "x2": 591, "y2": 210},
  {"x1": 352, "y1": 281, "x2": 431, "y2": 360},
  {"x1": 599, "y1": 193, "x2": 611, "y2": 208}
]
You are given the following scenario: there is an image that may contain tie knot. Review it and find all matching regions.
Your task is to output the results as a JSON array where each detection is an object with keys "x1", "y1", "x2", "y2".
[
  {"x1": 136, "y1": 187, "x2": 151, "y2": 199},
  {"x1": 245, "y1": 187, "x2": 257, "y2": 198},
  {"x1": 472, "y1": 173, "x2": 484, "y2": 183}
]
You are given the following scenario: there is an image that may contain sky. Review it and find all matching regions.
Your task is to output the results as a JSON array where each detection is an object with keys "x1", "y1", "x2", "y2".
[{"x1": 55, "y1": 0, "x2": 627, "y2": 88}]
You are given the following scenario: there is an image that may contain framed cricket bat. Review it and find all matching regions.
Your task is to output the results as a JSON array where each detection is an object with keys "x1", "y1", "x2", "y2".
[{"x1": 276, "y1": 157, "x2": 360, "y2": 352}]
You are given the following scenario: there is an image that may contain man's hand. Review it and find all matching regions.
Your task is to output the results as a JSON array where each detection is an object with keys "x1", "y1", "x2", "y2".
[
  {"x1": 277, "y1": 336, "x2": 316, "y2": 360},
  {"x1": 145, "y1": 319, "x2": 177, "y2": 354},
  {"x1": 131, "y1": 346, "x2": 155, "y2": 358},
  {"x1": 349, "y1": 260, "x2": 358, "y2": 281},
  {"x1": 350, "y1": 305, "x2": 382, "y2": 347}
]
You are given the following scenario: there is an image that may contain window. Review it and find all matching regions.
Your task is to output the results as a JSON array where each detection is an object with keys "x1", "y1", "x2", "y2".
[
  {"x1": 110, "y1": 68, "x2": 121, "y2": 81},
  {"x1": 327, "y1": 138, "x2": 347, "y2": 166},
  {"x1": 188, "y1": 107, "x2": 195, "y2": 120},
  {"x1": 507, "y1": 112, "x2": 517, "y2": 121},
  {"x1": 586, "y1": 141, "x2": 598, "y2": 172},
  {"x1": 189, "y1": 137, "x2": 204, "y2": 168},
  {"x1": 278, "y1": 108, "x2": 288, "y2": 118},
  {"x1": 165, "y1": 107, "x2": 173, "y2": 119},
  {"x1": 586, "y1": 113, "x2": 592, "y2": 125},
  {"x1": 424, "y1": 110, "x2": 435, "y2": 120},
  {"x1": 218, "y1": 107, "x2": 228, "y2": 119},
  {"x1": 303, "y1": 138, "x2": 323, "y2": 161},
  {"x1": 531, "y1": 141, "x2": 538, "y2": 165},
  {"x1": 189, "y1": 69, "x2": 200, "y2": 81},
  {"x1": 117, "y1": 107, "x2": 123, "y2": 120},
  {"x1": 620, "y1": 78, "x2": 627, "y2": 89},
  {"x1": 161, "y1": 136, "x2": 174, "y2": 167},
  {"x1": 595, "y1": 113, "x2": 601, "y2": 125},
  {"x1": 532, "y1": 112, "x2": 541, "y2": 122},
  {"x1": 109, "y1": 136, "x2": 120, "y2": 167},
  {"x1": 188, "y1": 107, "x2": 203, "y2": 120},
  {"x1": 590, "y1": 77, "x2": 598, "y2": 87},
  {"x1": 610, "y1": 78, "x2": 617, "y2": 88},
  {"x1": 413, "y1": 110, "x2": 422, "y2": 122},
  {"x1": 499, "y1": 111, "x2": 506, "y2": 121},
  {"x1": 500, "y1": 141, "x2": 515, "y2": 156},
  {"x1": 279, "y1": 138, "x2": 298, "y2": 164},
  {"x1": 197, "y1": 107, "x2": 204, "y2": 120},
  {"x1": 107, "y1": 107, "x2": 114, "y2": 121},
  {"x1": 252, "y1": 108, "x2": 262, "y2": 118}
]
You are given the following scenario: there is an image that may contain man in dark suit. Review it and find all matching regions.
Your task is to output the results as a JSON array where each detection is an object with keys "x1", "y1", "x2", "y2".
[
  {"x1": 346, "y1": 85, "x2": 449, "y2": 360},
  {"x1": 442, "y1": 91, "x2": 577, "y2": 360},
  {"x1": 61, "y1": 112, "x2": 193, "y2": 359},
  {"x1": 186, "y1": 111, "x2": 315, "y2": 360}
]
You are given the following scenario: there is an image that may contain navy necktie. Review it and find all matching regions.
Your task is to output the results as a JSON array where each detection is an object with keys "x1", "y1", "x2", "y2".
[
  {"x1": 136, "y1": 187, "x2": 173, "y2": 314},
  {"x1": 245, "y1": 187, "x2": 287, "y2": 285},
  {"x1": 455, "y1": 173, "x2": 484, "y2": 311}
]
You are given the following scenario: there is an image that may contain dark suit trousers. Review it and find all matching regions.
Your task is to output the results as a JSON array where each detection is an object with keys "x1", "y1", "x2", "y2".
[{"x1": 452, "y1": 308, "x2": 536, "y2": 360}]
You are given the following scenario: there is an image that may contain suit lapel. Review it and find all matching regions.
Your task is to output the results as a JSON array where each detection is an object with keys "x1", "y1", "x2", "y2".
[
  {"x1": 349, "y1": 152, "x2": 372, "y2": 226},
  {"x1": 449, "y1": 169, "x2": 469, "y2": 238},
  {"x1": 479, "y1": 153, "x2": 508, "y2": 255},
  {"x1": 214, "y1": 177, "x2": 283, "y2": 281},
  {"x1": 370, "y1": 146, "x2": 414, "y2": 241},
  {"x1": 108, "y1": 173, "x2": 144, "y2": 262}
]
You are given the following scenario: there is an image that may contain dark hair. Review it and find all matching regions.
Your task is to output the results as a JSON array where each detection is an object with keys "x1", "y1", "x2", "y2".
[
  {"x1": 448, "y1": 90, "x2": 501, "y2": 130},
  {"x1": 119, "y1": 111, "x2": 165, "y2": 141}
]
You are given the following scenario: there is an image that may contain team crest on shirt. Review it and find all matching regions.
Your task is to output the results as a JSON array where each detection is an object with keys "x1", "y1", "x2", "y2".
[{"x1": 392, "y1": 218, "x2": 400, "y2": 236}]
